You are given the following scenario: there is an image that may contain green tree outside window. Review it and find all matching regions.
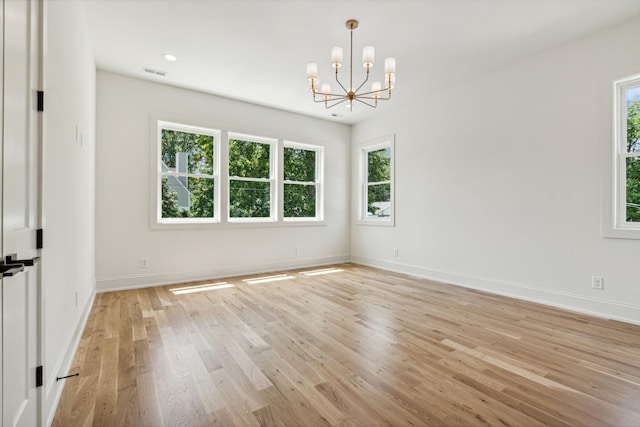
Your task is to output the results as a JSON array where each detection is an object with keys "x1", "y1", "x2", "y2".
[
  {"x1": 367, "y1": 147, "x2": 391, "y2": 217},
  {"x1": 284, "y1": 147, "x2": 317, "y2": 218},
  {"x1": 160, "y1": 128, "x2": 215, "y2": 219},
  {"x1": 626, "y1": 97, "x2": 640, "y2": 222},
  {"x1": 229, "y1": 138, "x2": 271, "y2": 218}
]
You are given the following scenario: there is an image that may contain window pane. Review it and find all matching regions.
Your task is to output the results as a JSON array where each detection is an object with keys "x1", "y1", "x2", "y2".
[
  {"x1": 284, "y1": 184, "x2": 316, "y2": 218},
  {"x1": 161, "y1": 176, "x2": 214, "y2": 218},
  {"x1": 627, "y1": 157, "x2": 640, "y2": 222},
  {"x1": 628, "y1": 86, "x2": 640, "y2": 153},
  {"x1": 187, "y1": 177, "x2": 215, "y2": 218},
  {"x1": 229, "y1": 139, "x2": 270, "y2": 178},
  {"x1": 368, "y1": 148, "x2": 391, "y2": 183},
  {"x1": 229, "y1": 180, "x2": 270, "y2": 218},
  {"x1": 161, "y1": 129, "x2": 214, "y2": 175},
  {"x1": 284, "y1": 147, "x2": 316, "y2": 182},
  {"x1": 367, "y1": 183, "x2": 391, "y2": 217}
]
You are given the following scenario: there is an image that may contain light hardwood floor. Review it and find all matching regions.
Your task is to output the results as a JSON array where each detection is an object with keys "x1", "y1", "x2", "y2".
[{"x1": 52, "y1": 264, "x2": 640, "y2": 426}]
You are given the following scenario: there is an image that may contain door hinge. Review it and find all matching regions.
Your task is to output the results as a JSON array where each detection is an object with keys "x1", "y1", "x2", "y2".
[
  {"x1": 36, "y1": 366, "x2": 43, "y2": 387},
  {"x1": 37, "y1": 91, "x2": 44, "y2": 112},
  {"x1": 36, "y1": 229, "x2": 43, "y2": 249}
]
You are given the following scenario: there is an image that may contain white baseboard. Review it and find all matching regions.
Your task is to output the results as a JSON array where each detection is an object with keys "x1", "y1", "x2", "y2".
[
  {"x1": 350, "y1": 255, "x2": 640, "y2": 326},
  {"x1": 44, "y1": 288, "x2": 97, "y2": 427},
  {"x1": 96, "y1": 255, "x2": 351, "y2": 292}
]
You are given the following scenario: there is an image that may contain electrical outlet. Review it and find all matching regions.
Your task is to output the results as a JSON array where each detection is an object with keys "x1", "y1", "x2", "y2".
[
  {"x1": 591, "y1": 276, "x2": 604, "y2": 290},
  {"x1": 140, "y1": 257, "x2": 148, "y2": 268},
  {"x1": 393, "y1": 248, "x2": 399, "y2": 257}
]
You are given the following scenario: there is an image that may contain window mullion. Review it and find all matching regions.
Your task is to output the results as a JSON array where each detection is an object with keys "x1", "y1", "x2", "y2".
[
  {"x1": 229, "y1": 176, "x2": 271, "y2": 183},
  {"x1": 161, "y1": 172, "x2": 215, "y2": 179},
  {"x1": 219, "y1": 130, "x2": 229, "y2": 223},
  {"x1": 275, "y1": 139, "x2": 283, "y2": 222},
  {"x1": 367, "y1": 180, "x2": 391, "y2": 186},
  {"x1": 284, "y1": 180, "x2": 315, "y2": 185}
]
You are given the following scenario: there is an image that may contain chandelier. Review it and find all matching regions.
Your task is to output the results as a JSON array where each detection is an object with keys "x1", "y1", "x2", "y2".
[{"x1": 306, "y1": 19, "x2": 396, "y2": 110}]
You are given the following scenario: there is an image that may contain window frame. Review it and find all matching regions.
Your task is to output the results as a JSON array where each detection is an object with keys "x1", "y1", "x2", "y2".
[
  {"x1": 282, "y1": 141, "x2": 324, "y2": 222},
  {"x1": 227, "y1": 132, "x2": 277, "y2": 222},
  {"x1": 155, "y1": 120, "x2": 221, "y2": 225},
  {"x1": 150, "y1": 117, "x2": 327, "y2": 229},
  {"x1": 600, "y1": 74, "x2": 640, "y2": 240},
  {"x1": 614, "y1": 74, "x2": 640, "y2": 232},
  {"x1": 356, "y1": 135, "x2": 395, "y2": 226}
]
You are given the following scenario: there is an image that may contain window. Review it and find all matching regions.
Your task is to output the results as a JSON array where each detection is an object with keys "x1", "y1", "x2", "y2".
[
  {"x1": 228, "y1": 133, "x2": 275, "y2": 220},
  {"x1": 152, "y1": 119, "x2": 324, "y2": 227},
  {"x1": 357, "y1": 136, "x2": 394, "y2": 225},
  {"x1": 614, "y1": 75, "x2": 640, "y2": 230},
  {"x1": 158, "y1": 122, "x2": 219, "y2": 223},
  {"x1": 283, "y1": 143, "x2": 322, "y2": 220}
]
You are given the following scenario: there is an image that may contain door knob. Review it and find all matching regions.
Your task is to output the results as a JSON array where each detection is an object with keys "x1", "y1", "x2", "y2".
[
  {"x1": 5, "y1": 254, "x2": 40, "y2": 266},
  {"x1": 0, "y1": 261, "x2": 25, "y2": 277}
]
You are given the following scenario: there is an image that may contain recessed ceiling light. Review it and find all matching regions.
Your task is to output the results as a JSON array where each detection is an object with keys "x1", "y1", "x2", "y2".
[{"x1": 163, "y1": 53, "x2": 177, "y2": 62}]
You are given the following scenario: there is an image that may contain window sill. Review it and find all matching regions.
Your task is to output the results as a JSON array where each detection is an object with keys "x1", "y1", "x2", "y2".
[
  {"x1": 150, "y1": 220, "x2": 327, "y2": 230},
  {"x1": 601, "y1": 226, "x2": 640, "y2": 240},
  {"x1": 355, "y1": 219, "x2": 395, "y2": 227}
]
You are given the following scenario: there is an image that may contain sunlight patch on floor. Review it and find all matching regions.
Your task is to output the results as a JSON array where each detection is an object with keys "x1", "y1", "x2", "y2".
[
  {"x1": 243, "y1": 274, "x2": 296, "y2": 285},
  {"x1": 300, "y1": 267, "x2": 344, "y2": 276},
  {"x1": 170, "y1": 282, "x2": 234, "y2": 295}
]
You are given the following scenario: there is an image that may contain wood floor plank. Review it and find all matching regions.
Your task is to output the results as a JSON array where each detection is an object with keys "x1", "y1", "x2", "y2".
[
  {"x1": 136, "y1": 371, "x2": 164, "y2": 427},
  {"x1": 52, "y1": 263, "x2": 640, "y2": 426}
]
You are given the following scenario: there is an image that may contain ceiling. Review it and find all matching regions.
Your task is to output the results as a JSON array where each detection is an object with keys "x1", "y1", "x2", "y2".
[{"x1": 83, "y1": 0, "x2": 640, "y2": 125}]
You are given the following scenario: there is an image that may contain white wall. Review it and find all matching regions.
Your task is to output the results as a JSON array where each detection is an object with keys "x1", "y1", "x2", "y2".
[
  {"x1": 352, "y1": 17, "x2": 640, "y2": 324},
  {"x1": 95, "y1": 72, "x2": 350, "y2": 291},
  {"x1": 42, "y1": 0, "x2": 96, "y2": 423}
]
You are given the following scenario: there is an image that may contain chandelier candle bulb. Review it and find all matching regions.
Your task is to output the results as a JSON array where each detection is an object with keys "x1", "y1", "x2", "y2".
[
  {"x1": 362, "y1": 46, "x2": 375, "y2": 67},
  {"x1": 331, "y1": 47, "x2": 343, "y2": 67},
  {"x1": 306, "y1": 63, "x2": 318, "y2": 81},
  {"x1": 385, "y1": 57, "x2": 396, "y2": 75}
]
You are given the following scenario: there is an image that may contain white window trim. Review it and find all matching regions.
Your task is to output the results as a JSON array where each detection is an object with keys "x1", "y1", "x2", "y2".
[
  {"x1": 227, "y1": 132, "x2": 277, "y2": 223},
  {"x1": 149, "y1": 117, "x2": 327, "y2": 229},
  {"x1": 151, "y1": 119, "x2": 221, "y2": 227},
  {"x1": 283, "y1": 141, "x2": 324, "y2": 222},
  {"x1": 355, "y1": 135, "x2": 395, "y2": 227},
  {"x1": 602, "y1": 74, "x2": 640, "y2": 239}
]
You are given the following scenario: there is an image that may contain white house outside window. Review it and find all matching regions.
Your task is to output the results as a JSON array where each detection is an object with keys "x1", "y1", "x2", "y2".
[{"x1": 158, "y1": 121, "x2": 219, "y2": 223}]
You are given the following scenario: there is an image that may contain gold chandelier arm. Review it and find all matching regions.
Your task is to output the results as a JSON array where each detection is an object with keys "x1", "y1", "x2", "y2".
[
  {"x1": 353, "y1": 67, "x2": 371, "y2": 94},
  {"x1": 357, "y1": 88, "x2": 392, "y2": 101},
  {"x1": 313, "y1": 94, "x2": 346, "y2": 103},
  {"x1": 354, "y1": 97, "x2": 378, "y2": 108},
  {"x1": 334, "y1": 67, "x2": 349, "y2": 94},
  {"x1": 325, "y1": 98, "x2": 349, "y2": 109}
]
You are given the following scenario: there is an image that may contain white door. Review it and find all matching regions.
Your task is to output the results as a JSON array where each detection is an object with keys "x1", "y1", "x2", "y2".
[{"x1": 2, "y1": 0, "x2": 42, "y2": 425}]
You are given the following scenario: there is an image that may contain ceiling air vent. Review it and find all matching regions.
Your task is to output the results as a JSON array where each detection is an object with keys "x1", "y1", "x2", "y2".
[{"x1": 142, "y1": 67, "x2": 167, "y2": 77}]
